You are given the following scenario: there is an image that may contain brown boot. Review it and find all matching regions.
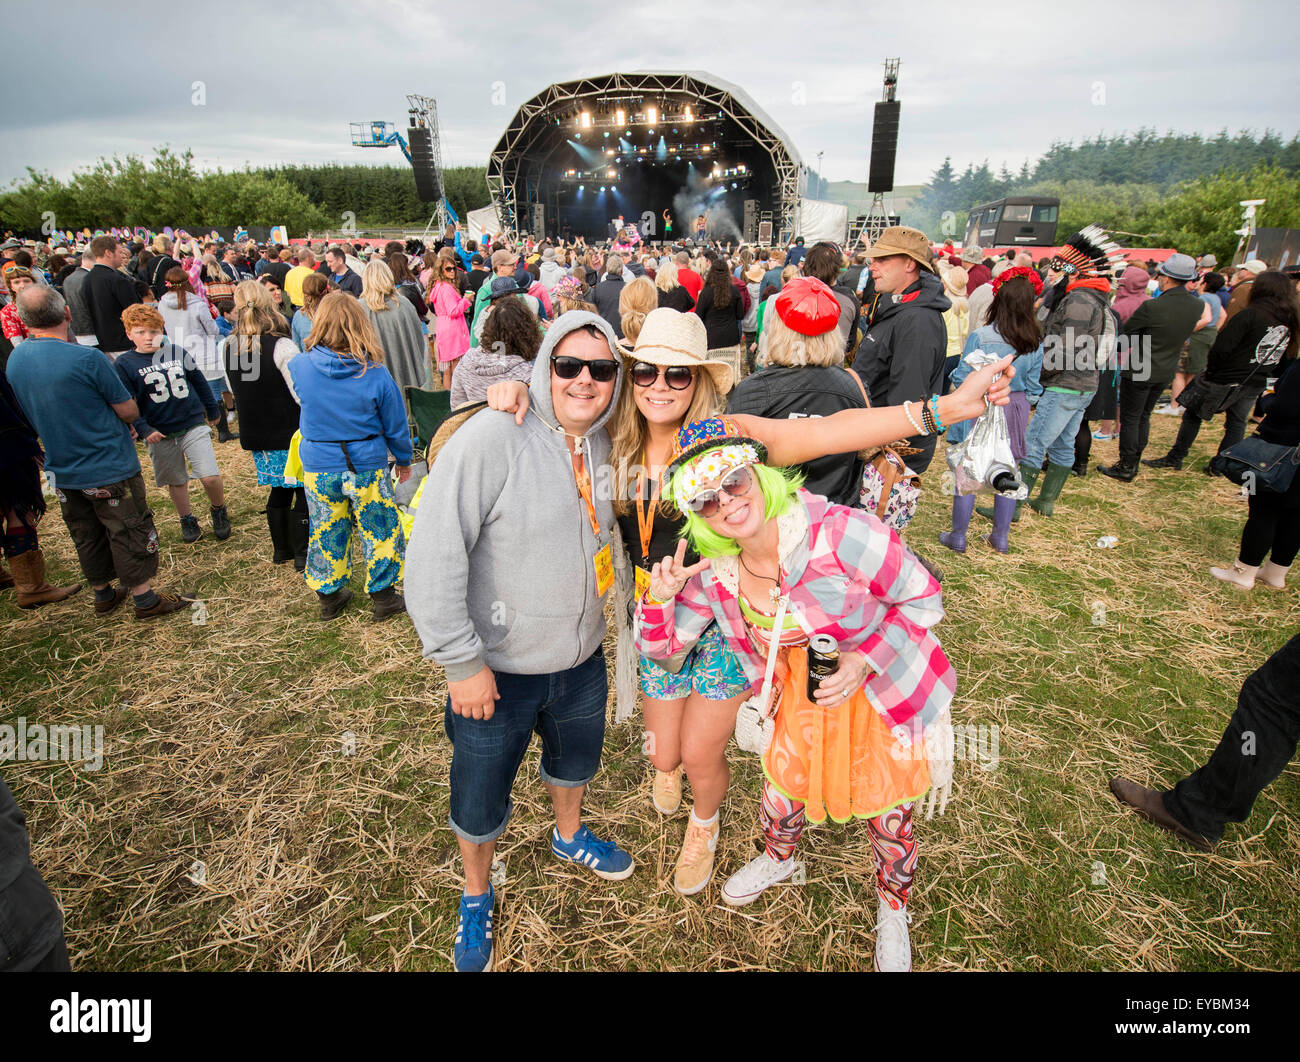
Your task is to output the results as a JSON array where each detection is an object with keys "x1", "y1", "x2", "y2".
[
  {"x1": 369, "y1": 586, "x2": 406, "y2": 623},
  {"x1": 134, "y1": 590, "x2": 198, "y2": 620},
  {"x1": 9, "y1": 550, "x2": 83, "y2": 609},
  {"x1": 1108, "y1": 777, "x2": 1214, "y2": 852}
]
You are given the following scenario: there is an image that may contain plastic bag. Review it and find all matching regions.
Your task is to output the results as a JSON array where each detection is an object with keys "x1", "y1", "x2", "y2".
[{"x1": 945, "y1": 350, "x2": 1026, "y2": 499}]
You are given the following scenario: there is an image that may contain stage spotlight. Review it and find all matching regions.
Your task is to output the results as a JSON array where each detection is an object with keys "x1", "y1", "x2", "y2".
[
  {"x1": 606, "y1": 148, "x2": 615, "y2": 156},
  {"x1": 732, "y1": 182, "x2": 738, "y2": 189},
  {"x1": 648, "y1": 128, "x2": 654, "y2": 136},
  {"x1": 581, "y1": 111, "x2": 591, "y2": 128},
  {"x1": 684, "y1": 106, "x2": 694, "y2": 122},
  {"x1": 738, "y1": 164, "x2": 746, "y2": 172},
  {"x1": 607, "y1": 169, "x2": 616, "y2": 177},
  {"x1": 616, "y1": 108, "x2": 625, "y2": 125},
  {"x1": 647, "y1": 106, "x2": 657, "y2": 124},
  {"x1": 578, "y1": 184, "x2": 584, "y2": 192},
  {"x1": 575, "y1": 133, "x2": 581, "y2": 140},
  {"x1": 603, "y1": 131, "x2": 609, "y2": 138},
  {"x1": 599, "y1": 185, "x2": 606, "y2": 192}
]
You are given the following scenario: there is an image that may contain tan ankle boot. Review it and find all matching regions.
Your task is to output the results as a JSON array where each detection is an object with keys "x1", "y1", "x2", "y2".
[
  {"x1": 1258, "y1": 561, "x2": 1290, "y2": 589},
  {"x1": 1209, "y1": 559, "x2": 1258, "y2": 590},
  {"x1": 9, "y1": 549, "x2": 83, "y2": 609}
]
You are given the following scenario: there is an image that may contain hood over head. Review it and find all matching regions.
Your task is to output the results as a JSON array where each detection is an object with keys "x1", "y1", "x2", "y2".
[{"x1": 528, "y1": 310, "x2": 624, "y2": 440}]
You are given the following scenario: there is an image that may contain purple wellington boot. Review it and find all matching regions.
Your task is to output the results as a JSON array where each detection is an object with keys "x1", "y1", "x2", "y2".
[
  {"x1": 983, "y1": 493, "x2": 1016, "y2": 554},
  {"x1": 938, "y1": 494, "x2": 976, "y2": 554}
]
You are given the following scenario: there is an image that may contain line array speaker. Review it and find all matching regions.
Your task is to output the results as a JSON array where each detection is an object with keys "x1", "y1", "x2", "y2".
[
  {"x1": 408, "y1": 125, "x2": 440, "y2": 203},
  {"x1": 868, "y1": 101, "x2": 900, "y2": 194}
]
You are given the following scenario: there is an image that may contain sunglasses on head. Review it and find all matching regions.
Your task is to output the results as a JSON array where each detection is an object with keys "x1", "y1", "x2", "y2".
[
  {"x1": 551, "y1": 355, "x2": 619, "y2": 383},
  {"x1": 685, "y1": 466, "x2": 752, "y2": 516},
  {"x1": 631, "y1": 362, "x2": 694, "y2": 390}
]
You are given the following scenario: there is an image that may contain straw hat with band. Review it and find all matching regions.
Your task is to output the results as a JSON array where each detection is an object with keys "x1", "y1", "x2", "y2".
[
  {"x1": 622, "y1": 307, "x2": 736, "y2": 395},
  {"x1": 865, "y1": 226, "x2": 938, "y2": 275},
  {"x1": 744, "y1": 263, "x2": 765, "y2": 283}
]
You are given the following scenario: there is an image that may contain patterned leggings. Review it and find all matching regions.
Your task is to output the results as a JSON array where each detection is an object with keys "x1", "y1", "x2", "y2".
[
  {"x1": 302, "y1": 469, "x2": 404, "y2": 595},
  {"x1": 761, "y1": 778, "x2": 917, "y2": 910}
]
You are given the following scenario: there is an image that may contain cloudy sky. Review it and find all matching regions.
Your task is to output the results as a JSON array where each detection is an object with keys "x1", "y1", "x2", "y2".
[{"x1": 7, "y1": 0, "x2": 1298, "y2": 194}]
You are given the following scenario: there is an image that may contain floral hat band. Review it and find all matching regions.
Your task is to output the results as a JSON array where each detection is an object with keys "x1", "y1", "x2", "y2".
[
  {"x1": 676, "y1": 444, "x2": 762, "y2": 505},
  {"x1": 665, "y1": 417, "x2": 768, "y2": 508}
]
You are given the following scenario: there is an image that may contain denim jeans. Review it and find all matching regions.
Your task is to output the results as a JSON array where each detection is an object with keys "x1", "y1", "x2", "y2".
[
  {"x1": 1023, "y1": 389, "x2": 1094, "y2": 468},
  {"x1": 444, "y1": 649, "x2": 607, "y2": 844}
]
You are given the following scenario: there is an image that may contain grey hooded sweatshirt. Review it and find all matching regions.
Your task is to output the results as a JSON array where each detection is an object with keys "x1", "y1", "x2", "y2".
[{"x1": 406, "y1": 310, "x2": 624, "y2": 681}]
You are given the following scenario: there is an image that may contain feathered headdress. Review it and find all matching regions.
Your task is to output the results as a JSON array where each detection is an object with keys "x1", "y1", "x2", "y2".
[{"x1": 1052, "y1": 224, "x2": 1125, "y2": 279}]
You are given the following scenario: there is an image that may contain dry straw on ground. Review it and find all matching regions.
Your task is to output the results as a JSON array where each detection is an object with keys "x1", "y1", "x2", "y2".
[{"x1": 2, "y1": 417, "x2": 1296, "y2": 970}]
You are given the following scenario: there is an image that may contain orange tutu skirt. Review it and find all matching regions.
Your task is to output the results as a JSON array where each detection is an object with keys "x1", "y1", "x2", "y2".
[{"x1": 761, "y1": 646, "x2": 931, "y2": 824}]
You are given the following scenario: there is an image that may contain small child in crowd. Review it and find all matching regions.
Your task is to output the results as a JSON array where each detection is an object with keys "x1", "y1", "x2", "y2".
[{"x1": 113, "y1": 304, "x2": 233, "y2": 543}]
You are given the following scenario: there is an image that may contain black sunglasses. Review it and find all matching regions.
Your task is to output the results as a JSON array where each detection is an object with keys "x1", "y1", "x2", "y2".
[
  {"x1": 631, "y1": 362, "x2": 694, "y2": 390},
  {"x1": 551, "y1": 355, "x2": 619, "y2": 382},
  {"x1": 685, "y1": 466, "x2": 752, "y2": 517}
]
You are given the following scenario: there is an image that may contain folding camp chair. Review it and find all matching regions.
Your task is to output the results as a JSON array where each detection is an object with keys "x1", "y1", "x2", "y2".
[{"x1": 405, "y1": 386, "x2": 454, "y2": 454}]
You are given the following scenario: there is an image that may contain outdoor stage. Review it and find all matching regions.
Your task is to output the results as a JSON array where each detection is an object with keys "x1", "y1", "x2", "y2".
[{"x1": 485, "y1": 71, "x2": 803, "y2": 243}]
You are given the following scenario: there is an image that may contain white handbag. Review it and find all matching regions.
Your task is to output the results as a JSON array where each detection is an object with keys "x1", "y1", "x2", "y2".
[{"x1": 733, "y1": 593, "x2": 788, "y2": 755}]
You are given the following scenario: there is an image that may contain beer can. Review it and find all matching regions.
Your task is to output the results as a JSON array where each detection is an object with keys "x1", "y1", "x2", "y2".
[{"x1": 806, "y1": 634, "x2": 840, "y2": 701}]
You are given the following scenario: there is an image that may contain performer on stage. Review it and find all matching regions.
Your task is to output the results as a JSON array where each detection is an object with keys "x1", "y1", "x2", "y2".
[{"x1": 663, "y1": 209, "x2": 673, "y2": 239}]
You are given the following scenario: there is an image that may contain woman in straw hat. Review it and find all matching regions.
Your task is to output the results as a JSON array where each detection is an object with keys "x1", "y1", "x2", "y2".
[
  {"x1": 636, "y1": 417, "x2": 956, "y2": 971},
  {"x1": 486, "y1": 307, "x2": 1017, "y2": 896}
]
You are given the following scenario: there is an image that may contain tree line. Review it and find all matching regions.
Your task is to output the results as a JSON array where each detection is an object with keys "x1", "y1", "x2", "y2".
[
  {"x1": 905, "y1": 129, "x2": 1300, "y2": 260},
  {"x1": 0, "y1": 147, "x2": 492, "y2": 236}
]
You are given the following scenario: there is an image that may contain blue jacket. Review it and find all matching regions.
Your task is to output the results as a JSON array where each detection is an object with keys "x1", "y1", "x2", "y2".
[
  {"x1": 946, "y1": 324, "x2": 1043, "y2": 445},
  {"x1": 288, "y1": 345, "x2": 413, "y2": 473}
]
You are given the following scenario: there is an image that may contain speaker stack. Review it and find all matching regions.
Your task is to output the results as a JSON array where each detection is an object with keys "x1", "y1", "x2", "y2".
[
  {"x1": 407, "y1": 125, "x2": 440, "y2": 203},
  {"x1": 867, "y1": 101, "x2": 900, "y2": 194},
  {"x1": 743, "y1": 200, "x2": 758, "y2": 243}
]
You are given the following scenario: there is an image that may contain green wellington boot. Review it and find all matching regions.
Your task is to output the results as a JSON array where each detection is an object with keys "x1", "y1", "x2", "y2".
[
  {"x1": 1028, "y1": 462, "x2": 1073, "y2": 517},
  {"x1": 978, "y1": 461, "x2": 1039, "y2": 524}
]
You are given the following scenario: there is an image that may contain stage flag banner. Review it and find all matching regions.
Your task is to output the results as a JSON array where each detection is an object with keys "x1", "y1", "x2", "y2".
[{"x1": 270, "y1": 225, "x2": 288, "y2": 244}]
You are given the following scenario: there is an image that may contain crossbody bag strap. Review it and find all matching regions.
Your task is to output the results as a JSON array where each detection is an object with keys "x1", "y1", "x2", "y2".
[{"x1": 754, "y1": 593, "x2": 789, "y2": 720}]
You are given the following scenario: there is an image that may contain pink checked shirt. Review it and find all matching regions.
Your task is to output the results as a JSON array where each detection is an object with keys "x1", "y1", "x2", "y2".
[{"x1": 636, "y1": 490, "x2": 956, "y2": 737}]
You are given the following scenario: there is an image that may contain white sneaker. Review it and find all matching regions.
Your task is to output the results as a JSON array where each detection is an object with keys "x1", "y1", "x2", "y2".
[
  {"x1": 874, "y1": 899, "x2": 912, "y2": 972},
  {"x1": 1154, "y1": 404, "x2": 1183, "y2": 416},
  {"x1": 721, "y1": 852, "x2": 797, "y2": 906}
]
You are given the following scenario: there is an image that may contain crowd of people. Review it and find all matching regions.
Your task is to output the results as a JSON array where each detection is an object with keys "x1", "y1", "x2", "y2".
[{"x1": 0, "y1": 217, "x2": 1297, "y2": 973}]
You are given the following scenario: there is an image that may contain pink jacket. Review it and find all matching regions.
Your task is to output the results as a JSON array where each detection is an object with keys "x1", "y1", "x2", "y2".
[
  {"x1": 636, "y1": 490, "x2": 955, "y2": 736},
  {"x1": 430, "y1": 281, "x2": 472, "y2": 363}
]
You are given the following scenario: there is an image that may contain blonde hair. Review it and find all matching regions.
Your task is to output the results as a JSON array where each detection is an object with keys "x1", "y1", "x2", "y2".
[
  {"x1": 618, "y1": 277, "x2": 657, "y2": 346},
  {"x1": 763, "y1": 307, "x2": 842, "y2": 367},
  {"x1": 655, "y1": 260, "x2": 679, "y2": 293},
  {"x1": 232, "y1": 279, "x2": 288, "y2": 341},
  {"x1": 304, "y1": 291, "x2": 386, "y2": 371},
  {"x1": 608, "y1": 364, "x2": 721, "y2": 517},
  {"x1": 361, "y1": 259, "x2": 397, "y2": 312}
]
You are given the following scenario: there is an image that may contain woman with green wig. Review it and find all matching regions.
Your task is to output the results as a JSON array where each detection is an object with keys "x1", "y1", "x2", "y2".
[{"x1": 637, "y1": 416, "x2": 958, "y2": 972}]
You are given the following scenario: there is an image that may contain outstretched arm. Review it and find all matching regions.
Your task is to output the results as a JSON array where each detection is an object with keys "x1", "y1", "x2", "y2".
[{"x1": 734, "y1": 354, "x2": 1015, "y2": 467}]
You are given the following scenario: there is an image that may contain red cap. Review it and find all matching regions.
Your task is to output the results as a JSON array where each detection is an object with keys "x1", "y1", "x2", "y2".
[{"x1": 774, "y1": 276, "x2": 840, "y2": 336}]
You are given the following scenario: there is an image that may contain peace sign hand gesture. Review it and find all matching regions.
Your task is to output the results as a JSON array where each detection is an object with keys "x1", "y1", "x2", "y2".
[{"x1": 648, "y1": 540, "x2": 710, "y2": 601}]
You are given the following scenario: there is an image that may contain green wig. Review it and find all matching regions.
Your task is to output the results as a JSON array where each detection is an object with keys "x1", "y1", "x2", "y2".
[{"x1": 669, "y1": 458, "x2": 804, "y2": 558}]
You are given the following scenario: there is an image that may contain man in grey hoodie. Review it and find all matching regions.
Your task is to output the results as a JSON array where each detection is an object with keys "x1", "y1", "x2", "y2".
[{"x1": 406, "y1": 310, "x2": 634, "y2": 972}]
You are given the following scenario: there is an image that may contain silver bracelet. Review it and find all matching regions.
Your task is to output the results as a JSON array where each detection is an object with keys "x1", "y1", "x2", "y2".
[{"x1": 903, "y1": 400, "x2": 928, "y2": 436}]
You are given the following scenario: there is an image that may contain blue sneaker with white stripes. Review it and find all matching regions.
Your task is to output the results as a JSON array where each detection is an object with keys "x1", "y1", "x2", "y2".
[
  {"x1": 454, "y1": 886, "x2": 494, "y2": 972},
  {"x1": 551, "y1": 825, "x2": 635, "y2": 881}
]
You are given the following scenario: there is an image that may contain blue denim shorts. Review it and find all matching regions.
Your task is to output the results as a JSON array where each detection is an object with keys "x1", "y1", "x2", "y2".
[
  {"x1": 444, "y1": 649, "x2": 608, "y2": 844},
  {"x1": 639, "y1": 621, "x2": 750, "y2": 701}
]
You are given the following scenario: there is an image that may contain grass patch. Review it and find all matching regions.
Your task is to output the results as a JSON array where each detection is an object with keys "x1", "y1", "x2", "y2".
[{"x1": 1, "y1": 418, "x2": 1296, "y2": 970}]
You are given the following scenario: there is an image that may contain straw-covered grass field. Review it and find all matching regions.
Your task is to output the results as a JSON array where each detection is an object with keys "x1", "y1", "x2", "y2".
[{"x1": 2, "y1": 416, "x2": 1297, "y2": 971}]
